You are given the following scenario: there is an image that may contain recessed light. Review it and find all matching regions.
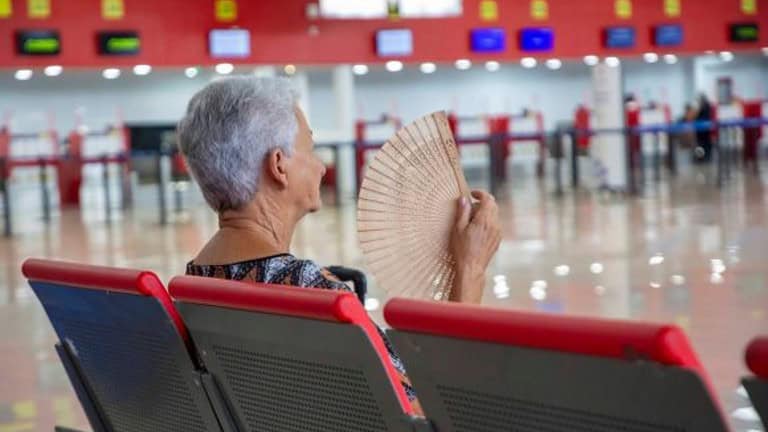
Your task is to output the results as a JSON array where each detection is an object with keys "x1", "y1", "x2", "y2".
[
  {"x1": 44, "y1": 65, "x2": 62, "y2": 77},
  {"x1": 484, "y1": 61, "x2": 500, "y2": 72},
  {"x1": 185, "y1": 67, "x2": 199, "y2": 78},
  {"x1": 455, "y1": 59, "x2": 471, "y2": 70},
  {"x1": 545, "y1": 58, "x2": 562, "y2": 70},
  {"x1": 520, "y1": 57, "x2": 537, "y2": 68},
  {"x1": 605, "y1": 56, "x2": 620, "y2": 67},
  {"x1": 663, "y1": 54, "x2": 678, "y2": 64},
  {"x1": 283, "y1": 64, "x2": 296, "y2": 75},
  {"x1": 643, "y1": 52, "x2": 659, "y2": 63},
  {"x1": 14, "y1": 69, "x2": 33, "y2": 80},
  {"x1": 352, "y1": 64, "x2": 369, "y2": 75},
  {"x1": 133, "y1": 64, "x2": 152, "y2": 75},
  {"x1": 215, "y1": 63, "x2": 234, "y2": 74},
  {"x1": 719, "y1": 51, "x2": 734, "y2": 62},
  {"x1": 102, "y1": 68, "x2": 121, "y2": 79},
  {"x1": 583, "y1": 55, "x2": 599, "y2": 66},
  {"x1": 385, "y1": 60, "x2": 403, "y2": 72},
  {"x1": 420, "y1": 62, "x2": 437, "y2": 74}
]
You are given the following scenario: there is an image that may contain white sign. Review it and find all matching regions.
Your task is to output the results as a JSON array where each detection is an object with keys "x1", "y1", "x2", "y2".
[
  {"x1": 209, "y1": 29, "x2": 251, "y2": 58},
  {"x1": 376, "y1": 29, "x2": 413, "y2": 57}
]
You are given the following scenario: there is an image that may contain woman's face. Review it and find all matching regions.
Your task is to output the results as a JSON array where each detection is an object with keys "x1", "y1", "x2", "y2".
[{"x1": 285, "y1": 107, "x2": 326, "y2": 213}]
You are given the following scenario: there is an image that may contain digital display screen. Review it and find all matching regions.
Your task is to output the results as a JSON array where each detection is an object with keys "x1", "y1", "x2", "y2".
[
  {"x1": 376, "y1": 29, "x2": 413, "y2": 57},
  {"x1": 98, "y1": 31, "x2": 140, "y2": 55},
  {"x1": 654, "y1": 24, "x2": 683, "y2": 47},
  {"x1": 15, "y1": 30, "x2": 61, "y2": 55},
  {"x1": 209, "y1": 29, "x2": 251, "y2": 58},
  {"x1": 518, "y1": 27, "x2": 554, "y2": 52},
  {"x1": 604, "y1": 26, "x2": 636, "y2": 48},
  {"x1": 729, "y1": 23, "x2": 759, "y2": 42},
  {"x1": 471, "y1": 28, "x2": 506, "y2": 53}
]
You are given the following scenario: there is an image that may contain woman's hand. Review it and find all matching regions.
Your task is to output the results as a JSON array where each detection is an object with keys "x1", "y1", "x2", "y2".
[{"x1": 448, "y1": 190, "x2": 502, "y2": 303}]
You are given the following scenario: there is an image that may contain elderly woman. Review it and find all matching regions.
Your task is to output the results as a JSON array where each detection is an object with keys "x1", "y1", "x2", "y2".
[{"x1": 177, "y1": 76, "x2": 501, "y2": 412}]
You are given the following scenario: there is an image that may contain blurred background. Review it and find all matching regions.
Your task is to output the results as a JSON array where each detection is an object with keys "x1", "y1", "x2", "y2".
[{"x1": 0, "y1": 0, "x2": 767, "y2": 430}]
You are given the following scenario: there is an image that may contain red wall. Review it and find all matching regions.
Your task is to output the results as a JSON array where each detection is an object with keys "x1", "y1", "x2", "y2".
[{"x1": 0, "y1": 0, "x2": 766, "y2": 68}]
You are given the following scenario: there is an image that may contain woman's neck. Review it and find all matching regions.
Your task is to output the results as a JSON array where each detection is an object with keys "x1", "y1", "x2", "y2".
[
  {"x1": 218, "y1": 194, "x2": 297, "y2": 252},
  {"x1": 192, "y1": 193, "x2": 299, "y2": 265}
]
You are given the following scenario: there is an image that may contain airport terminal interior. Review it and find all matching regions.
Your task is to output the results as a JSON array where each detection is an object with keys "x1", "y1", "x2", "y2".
[{"x1": 1, "y1": 0, "x2": 768, "y2": 431}]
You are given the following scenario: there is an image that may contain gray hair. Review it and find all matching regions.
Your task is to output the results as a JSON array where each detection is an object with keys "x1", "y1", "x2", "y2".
[{"x1": 177, "y1": 76, "x2": 298, "y2": 212}]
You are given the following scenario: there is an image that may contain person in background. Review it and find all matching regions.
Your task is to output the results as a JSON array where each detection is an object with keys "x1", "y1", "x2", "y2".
[
  {"x1": 176, "y1": 76, "x2": 502, "y2": 415},
  {"x1": 695, "y1": 93, "x2": 714, "y2": 163}
]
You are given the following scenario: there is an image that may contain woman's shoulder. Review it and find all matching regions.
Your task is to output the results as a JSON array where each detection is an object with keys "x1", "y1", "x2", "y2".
[{"x1": 277, "y1": 256, "x2": 352, "y2": 291}]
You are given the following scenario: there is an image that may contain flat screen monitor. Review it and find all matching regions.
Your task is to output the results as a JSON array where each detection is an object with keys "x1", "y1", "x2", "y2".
[
  {"x1": 209, "y1": 29, "x2": 251, "y2": 58},
  {"x1": 604, "y1": 26, "x2": 636, "y2": 49},
  {"x1": 376, "y1": 29, "x2": 413, "y2": 57},
  {"x1": 518, "y1": 27, "x2": 554, "y2": 52},
  {"x1": 653, "y1": 24, "x2": 683, "y2": 47},
  {"x1": 729, "y1": 23, "x2": 759, "y2": 42},
  {"x1": 471, "y1": 28, "x2": 506, "y2": 53},
  {"x1": 97, "y1": 31, "x2": 140, "y2": 55},
  {"x1": 15, "y1": 30, "x2": 61, "y2": 56}
]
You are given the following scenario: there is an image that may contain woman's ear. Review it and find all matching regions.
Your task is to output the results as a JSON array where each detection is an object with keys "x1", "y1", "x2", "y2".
[{"x1": 266, "y1": 148, "x2": 289, "y2": 187}]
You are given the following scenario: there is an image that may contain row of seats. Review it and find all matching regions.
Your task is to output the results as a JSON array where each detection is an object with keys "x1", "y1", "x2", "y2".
[{"x1": 22, "y1": 258, "x2": 767, "y2": 432}]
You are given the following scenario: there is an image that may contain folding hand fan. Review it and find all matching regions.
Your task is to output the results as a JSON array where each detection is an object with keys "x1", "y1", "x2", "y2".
[{"x1": 357, "y1": 111, "x2": 470, "y2": 301}]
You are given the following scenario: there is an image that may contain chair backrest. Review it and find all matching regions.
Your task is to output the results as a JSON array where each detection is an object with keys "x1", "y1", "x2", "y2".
[
  {"x1": 746, "y1": 337, "x2": 768, "y2": 379},
  {"x1": 169, "y1": 275, "x2": 415, "y2": 432},
  {"x1": 743, "y1": 337, "x2": 768, "y2": 429},
  {"x1": 385, "y1": 298, "x2": 729, "y2": 432},
  {"x1": 23, "y1": 258, "x2": 223, "y2": 432}
]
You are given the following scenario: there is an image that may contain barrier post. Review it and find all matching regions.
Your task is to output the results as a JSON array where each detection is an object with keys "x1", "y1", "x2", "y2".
[
  {"x1": 553, "y1": 129, "x2": 564, "y2": 196},
  {"x1": 667, "y1": 127, "x2": 678, "y2": 176},
  {"x1": 626, "y1": 128, "x2": 638, "y2": 195},
  {"x1": 157, "y1": 151, "x2": 169, "y2": 226},
  {"x1": 101, "y1": 156, "x2": 112, "y2": 224},
  {"x1": 653, "y1": 131, "x2": 661, "y2": 182},
  {"x1": 569, "y1": 130, "x2": 579, "y2": 189},
  {"x1": 1, "y1": 158, "x2": 10, "y2": 237},
  {"x1": 39, "y1": 157, "x2": 51, "y2": 222}
]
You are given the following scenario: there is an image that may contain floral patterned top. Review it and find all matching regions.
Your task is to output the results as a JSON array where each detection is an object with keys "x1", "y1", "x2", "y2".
[{"x1": 185, "y1": 253, "x2": 419, "y2": 404}]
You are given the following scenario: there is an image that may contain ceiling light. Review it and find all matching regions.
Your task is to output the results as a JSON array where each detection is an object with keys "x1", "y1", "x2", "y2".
[
  {"x1": 583, "y1": 55, "x2": 599, "y2": 66},
  {"x1": 663, "y1": 54, "x2": 678, "y2": 64},
  {"x1": 670, "y1": 274, "x2": 686, "y2": 285},
  {"x1": 605, "y1": 56, "x2": 620, "y2": 67},
  {"x1": 643, "y1": 52, "x2": 659, "y2": 63},
  {"x1": 454, "y1": 59, "x2": 471, "y2": 70},
  {"x1": 102, "y1": 68, "x2": 121, "y2": 79},
  {"x1": 590, "y1": 262, "x2": 604, "y2": 274},
  {"x1": 719, "y1": 51, "x2": 734, "y2": 62},
  {"x1": 185, "y1": 67, "x2": 199, "y2": 78},
  {"x1": 352, "y1": 64, "x2": 369, "y2": 75},
  {"x1": 545, "y1": 58, "x2": 562, "y2": 70},
  {"x1": 283, "y1": 64, "x2": 296, "y2": 75},
  {"x1": 419, "y1": 62, "x2": 436, "y2": 74},
  {"x1": 484, "y1": 61, "x2": 500, "y2": 72},
  {"x1": 520, "y1": 57, "x2": 537, "y2": 68},
  {"x1": 649, "y1": 254, "x2": 665, "y2": 265},
  {"x1": 594, "y1": 285, "x2": 606, "y2": 296},
  {"x1": 44, "y1": 65, "x2": 62, "y2": 77},
  {"x1": 14, "y1": 69, "x2": 33, "y2": 80},
  {"x1": 133, "y1": 64, "x2": 152, "y2": 75},
  {"x1": 215, "y1": 63, "x2": 234, "y2": 74},
  {"x1": 385, "y1": 60, "x2": 403, "y2": 72}
]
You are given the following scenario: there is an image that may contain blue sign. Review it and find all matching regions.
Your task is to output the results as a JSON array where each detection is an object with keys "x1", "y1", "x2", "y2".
[
  {"x1": 519, "y1": 27, "x2": 554, "y2": 52},
  {"x1": 604, "y1": 26, "x2": 636, "y2": 49},
  {"x1": 471, "y1": 28, "x2": 506, "y2": 53},
  {"x1": 654, "y1": 24, "x2": 684, "y2": 46}
]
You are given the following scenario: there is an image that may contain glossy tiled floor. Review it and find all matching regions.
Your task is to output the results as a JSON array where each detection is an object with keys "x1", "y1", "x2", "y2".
[{"x1": 0, "y1": 160, "x2": 766, "y2": 431}]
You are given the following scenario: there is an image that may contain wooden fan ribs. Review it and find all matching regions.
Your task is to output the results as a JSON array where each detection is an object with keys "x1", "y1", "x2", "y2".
[{"x1": 357, "y1": 111, "x2": 467, "y2": 300}]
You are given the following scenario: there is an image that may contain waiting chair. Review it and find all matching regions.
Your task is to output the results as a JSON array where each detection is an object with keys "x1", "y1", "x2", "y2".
[
  {"x1": 743, "y1": 336, "x2": 768, "y2": 428},
  {"x1": 385, "y1": 298, "x2": 729, "y2": 432},
  {"x1": 23, "y1": 259, "x2": 231, "y2": 432},
  {"x1": 169, "y1": 275, "x2": 428, "y2": 432}
]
